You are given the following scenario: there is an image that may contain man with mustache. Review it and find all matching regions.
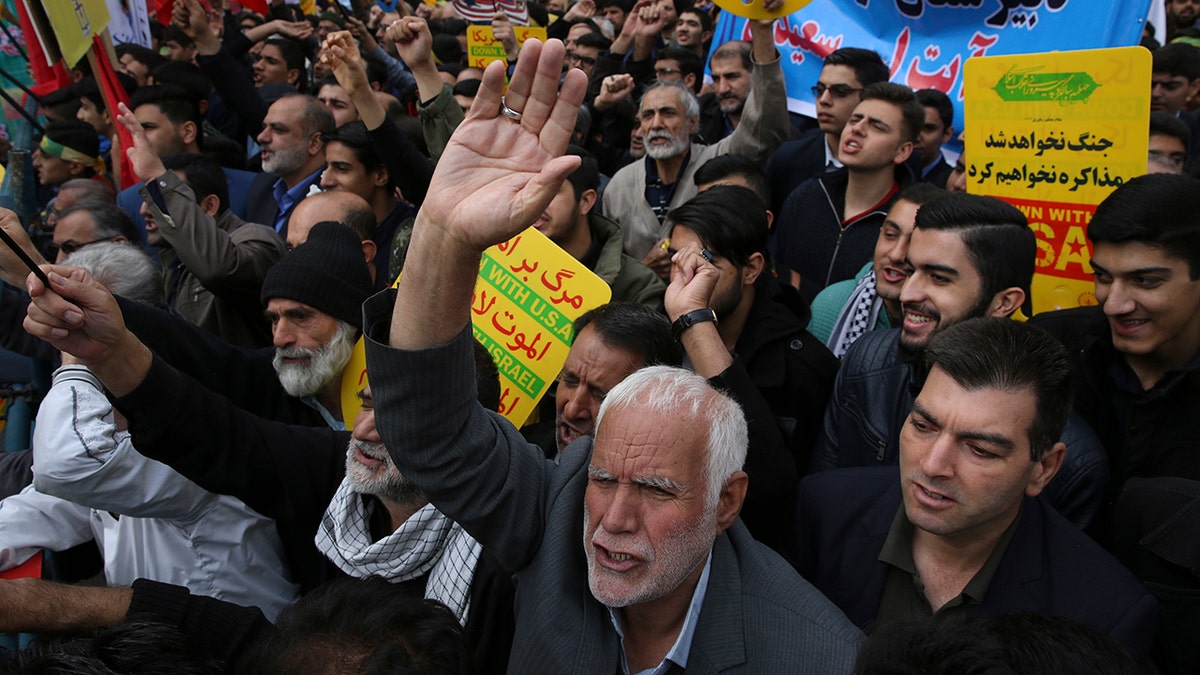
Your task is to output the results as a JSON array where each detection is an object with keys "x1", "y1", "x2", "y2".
[
  {"x1": 794, "y1": 318, "x2": 1156, "y2": 658},
  {"x1": 809, "y1": 193, "x2": 1110, "y2": 530},
  {"x1": 601, "y1": 13, "x2": 788, "y2": 278}
]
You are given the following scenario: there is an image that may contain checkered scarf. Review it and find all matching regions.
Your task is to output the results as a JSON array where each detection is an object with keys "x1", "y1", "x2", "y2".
[
  {"x1": 828, "y1": 269, "x2": 883, "y2": 358},
  {"x1": 315, "y1": 478, "x2": 483, "y2": 624}
]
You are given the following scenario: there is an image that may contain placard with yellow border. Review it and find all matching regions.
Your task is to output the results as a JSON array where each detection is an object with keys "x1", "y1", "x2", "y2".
[
  {"x1": 466, "y1": 25, "x2": 548, "y2": 69},
  {"x1": 342, "y1": 226, "x2": 611, "y2": 428},
  {"x1": 963, "y1": 47, "x2": 1150, "y2": 314}
]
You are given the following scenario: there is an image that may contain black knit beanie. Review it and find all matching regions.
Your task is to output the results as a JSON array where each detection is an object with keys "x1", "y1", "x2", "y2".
[{"x1": 260, "y1": 221, "x2": 372, "y2": 328}]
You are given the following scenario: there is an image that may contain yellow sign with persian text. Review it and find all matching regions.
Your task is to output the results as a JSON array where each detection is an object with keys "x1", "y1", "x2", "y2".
[
  {"x1": 341, "y1": 227, "x2": 610, "y2": 429},
  {"x1": 963, "y1": 47, "x2": 1150, "y2": 314},
  {"x1": 32, "y1": 0, "x2": 110, "y2": 68},
  {"x1": 466, "y1": 25, "x2": 548, "y2": 69}
]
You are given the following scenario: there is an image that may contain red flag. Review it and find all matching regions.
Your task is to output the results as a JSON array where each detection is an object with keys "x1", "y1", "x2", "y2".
[
  {"x1": 91, "y1": 36, "x2": 138, "y2": 190},
  {"x1": 14, "y1": 0, "x2": 70, "y2": 96}
]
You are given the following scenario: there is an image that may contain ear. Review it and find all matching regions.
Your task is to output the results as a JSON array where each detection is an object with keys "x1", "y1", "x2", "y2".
[
  {"x1": 180, "y1": 120, "x2": 199, "y2": 147},
  {"x1": 199, "y1": 193, "x2": 221, "y2": 217},
  {"x1": 765, "y1": 209, "x2": 775, "y2": 231},
  {"x1": 742, "y1": 251, "x2": 765, "y2": 287},
  {"x1": 702, "y1": 30, "x2": 713, "y2": 44},
  {"x1": 942, "y1": 125, "x2": 954, "y2": 145},
  {"x1": 1025, "y1": 442, "x2": 1065, "y2": 497},
  {"x1": 715, "y1": 471, "x2": 748, "y2": 534},
  {"x1": 578, "y1": 188, "x2": 598, "y2": 216},
  {"x1": 372, "y1": 166, "x2": 389, "y2": 189},
  {"x1": 893, "y1": 141, "x2": 914, "y2": 166},
  {"x1": 688, "y1": 115, "x2": 698, "y2": 135},
  {"x1": 361, "y1": 240, "x2": 377, "y2": 267},
  {"x1": 68, "y1": 161, "x2": 87, "y2": 177},
  {"x1": 308, "y1": 130, "x2": 324, "y2": 157},
  {"x1": 683, "y1": 73, "x2": 697, "y2": 92},
  {"x1": 198, "y1": 99, "x2": 209, "y2": 115},
  {"x1": 287, "y1": 69, "x2": 302, "y2": 87},
  {"x1": 986, "y1": 287, "x2": 1026, "y2": 318},
  {"x1": 1188, "y1": 78, "x2": 1200, "y2": 102}
]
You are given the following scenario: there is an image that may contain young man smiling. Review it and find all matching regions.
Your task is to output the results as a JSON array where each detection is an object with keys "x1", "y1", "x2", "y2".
[{"x1": 1031, "y1": 174, "x2": 1200, "y2": 533}]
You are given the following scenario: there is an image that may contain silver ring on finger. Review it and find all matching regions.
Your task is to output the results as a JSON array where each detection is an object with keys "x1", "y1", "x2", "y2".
[{"x1": 500, "y1": 96, "x2": 523, "y2": 123}]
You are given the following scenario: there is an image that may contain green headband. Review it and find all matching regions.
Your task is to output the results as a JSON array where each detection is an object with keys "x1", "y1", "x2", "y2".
[{"x1": 39, "y1": 136, "x2": 105, "y2": 174}]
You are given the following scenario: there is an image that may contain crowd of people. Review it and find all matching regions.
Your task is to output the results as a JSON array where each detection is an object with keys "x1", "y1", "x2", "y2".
[{"x1": 0, "y1": 0, "x2": 1197, "y2": 672}]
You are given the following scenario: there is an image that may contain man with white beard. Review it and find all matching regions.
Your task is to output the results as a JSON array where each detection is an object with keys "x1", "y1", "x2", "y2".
[
  {"x1": 110, "y1": 221, "x2": 374, "y2": 429},
  {"x1": 600, "y1": 11, "x2": 789, "y2": 279},
  {"x1": 18, "y1": 264, "x2": 516, "y2": 671}
]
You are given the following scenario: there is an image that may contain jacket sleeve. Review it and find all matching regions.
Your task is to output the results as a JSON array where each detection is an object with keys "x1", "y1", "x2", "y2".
[
  {"x1": 31, "y1": 366, "x2": 213, "y2": 521},
  {"x1": 366, "y1": 45, "x2": 417, "y2": 100},
  {"x1": 417, "y1": 84, "x2": 465, "y2": 163},
  {"x1": 196, "y1": 48, "x2": 267, "y2": 138},
  {"x1": 366, "y1": 116, "x2": 434, "y2": 206},
  {"x1": 141, "y1": 171, "x2": 286, "y2": 296},
  {"x1": 363, "y1": 291, "x2": 554, "y2": 572},
  {"x1": 715, "y1": 54, "x2": 790, "y2": 164},
  {"x1": 0, "y1": 484, "x2": 93, "y2": 570},
  {"x1": 809, "y1": 365, "x2": 847, "y2": 474},
  {"x1": 709, "y1": 357, "x2": 797, "y2": 554},
  {"x1": 112, "y1": 354, "x2": 347, "y2": 525}
]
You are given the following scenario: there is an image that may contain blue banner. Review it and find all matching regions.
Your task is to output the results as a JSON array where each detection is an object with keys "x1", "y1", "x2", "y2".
[{"x1": 713, "y1": 0, "x2": 1152, "y2": 133}]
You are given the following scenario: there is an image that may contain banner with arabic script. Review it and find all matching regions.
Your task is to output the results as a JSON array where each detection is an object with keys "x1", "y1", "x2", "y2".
[
  {"x1": 711, "y1": 0, "x2": 1150, "y2": 143},
  {"x1": 964, "y1": 47, "x2": 1150, "y2": 314}
]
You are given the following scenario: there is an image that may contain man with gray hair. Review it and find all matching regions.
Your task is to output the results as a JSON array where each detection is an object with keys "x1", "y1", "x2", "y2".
[
  {"x1": 600, "y1": 11, "x2": 789, "y2": 278},
  {"x1": 356, "y1": 39, "x2": 861, "y2": 672}
]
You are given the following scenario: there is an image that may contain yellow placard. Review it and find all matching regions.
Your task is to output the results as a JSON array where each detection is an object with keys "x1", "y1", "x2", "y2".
[
  {"x1": 963, "y1": 47, "x2": 1150, "y2": 314},
  {"x1": 711, "y1": 0, "x2": 814, "y2": 21},
  {"x1": 35, "y1": 0, "x2": 109, "y2": 68},
  {"x1": 466, "y1": 26, "x2": 548, "y2": 69},
  {"x1": 342, "y1": 226, "x2": 611, "y2": 429}
]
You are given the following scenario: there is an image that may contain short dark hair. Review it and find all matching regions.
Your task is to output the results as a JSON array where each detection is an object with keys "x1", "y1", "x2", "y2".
[
  {"x1": 129, "y1": 84, "x2": 204, "y2": 147},
  {"x1": 679, "y1": 7, "x2": 713, "y2": 33},
  {"x1": 573, "y1": 303, "x2": 680, "y2": 367},
  {"x1": 161, "y1": 153, "x2": 229, "y2": 214},
  {"x1": 564, "y1": 144, "x2": 600, "y2": 199},
  {"x1": 1088, "y1": 173, "x2": 1200, "y2": 279},
  {"x1": 163, "y1": 25, "x2": 195, "y2": 48},
  {"x1": 915, "y1": 88, "x2": 953, "y2": 130},
  {"x1": 914, "y1": 193, "x2": 1035, "y2": 302},
  {"x1": 340, "y1": 202, "x2": 378, "y2": 242},
  {"x1": 693, "y1": 154, "x2": 771, "y2": 207},
  {"x1": 149, "y1": 61, "x2": 213, "y2": 104},
  {"x1": 896, "y1": 182, "x2": 946, "y2": 207},
  {"x1": 667, "y1": 185, "x2": 768, "y2": 267},
  {"x1": 284, "y1": 93, "x2": 336, "y2": 142},
  {"x1": 823, "y1": 47, "x2": 890, "y2": 87},
  {"x1": 576, "y1": 32, "x2": 612, "y2": 52},
  {"x1": 265, "y1": 36, "x2": 307, "y2": 73},
  {"x1": 322, "y1": 121, "x2": 392, "y2": 189},
  {"x1": 451, "y1": 78, "x2": 481, "y2": 99},
  {"x1": 861, "y1": 82, "x2": 924, "y2": 143},
  {"x1": 1153, "y1": 42, "x2": 1200, "y2": 80},
  {"x1": 41, "y1": 88, "x2": 81, "y2": 119},
  {"x1": 925, "y1": 318, "x2": 1072, "y2": 459},
  {"x1": 56, "y1": 201, "x2": 142, "y2": 245},
  {"x1": 1149, "y1": 110, "x2": 1191, "y2": 147},
  {"x1": 115, "y1": 43, "x2": 166, "y2": 73},
  {"x1": 244, "y1": 576, "x2": 471, "y2": 674},
  {"x1": 710, "y1": 40, "x2": 751, "y2": 71},
  {"x1": 655, "y1": 47, "x2": 703, "y2": 93},
  {"x1": 75, "y1": 75, "x2": 138, "y2": 113}
]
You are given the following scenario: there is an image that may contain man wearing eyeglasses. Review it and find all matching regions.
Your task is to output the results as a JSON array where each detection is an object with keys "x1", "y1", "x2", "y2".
[
  {"x1": 50, "y1": 202, "x2": 141, "y2": 264},
  {"x1": 765, "y1": 48, "x2": 890, "y2": 216}
]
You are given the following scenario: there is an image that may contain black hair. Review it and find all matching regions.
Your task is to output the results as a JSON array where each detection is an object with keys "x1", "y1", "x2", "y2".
[
  {"x1": 655, "y1": 47, "x2": 704, "y2": 93},
  {"x1": 115, "y1": 44, "x2": 166, "y2": 74},
  {"x1": 322, "y1": 121, "x2": 392, "y2": 189},
  {"x1": 451, "y1": 79, "x2": 481, "y2": 98},
  {"x1": 43, "y1": 119, "x2": 101, "y2": 159},
  {"x1": 243, "y1": 576, "x2": 472, "y2": 674},
  {"x1": 667, "y1": 185, "x2": 768, "y2": 266},
  {"x1": 42, "y1": 88, "x2": 82, "y2": 119},
  {"x1": 564, "y1": 144, "x2": 600, "y2": 198},
  {"x1": 679, "y1": 6, "x2": 713, "y2": 33},
  {"x1": 1149, "y1": 110, "x2": 1191, "y2": 146},
  {"x1": 914, "y1": 192, "x2": 1034, "y2": 301},
  {"x1": 823, "y1": 47, "x2": 890, "y2": 87},
  {"x1": 926, "y1": 318, "x2": 1072, "y2": 459},
  {"x1": 915, "y1": 88, "x2": 953, "y2": 130},
  {"x1": 129, "y1": 84, "x2": 205, "y2": 148},
  {"x1": 163, "y1": 25, "x2": 195, "y2": 48},
  {"x1": 896, "y1": 182, "x2": 947, "y2": 206},
  {"x1": 1088, "y1": 173, "x2": 1200, "y2": 279},
  {"x1": 162, "y1": 153, "x2": 229, "y2": 214},
  {"x1": 1153, "y1": 41, "x2": 1200, "y2": 79},
  {"x1": 573, "y1": 303, "x2": 681, "y2": 367},
  {"x1": 149, "y1": 61, "x2": 213, "y2": 104},
  {"x1": 576, "y1": 32, "x2": 612, "y2": 52},
  {"x1": 75, "y1": 74, "x2": 139, "y2": 113},
  {"x1": 861, "y1": 82, "x2": 925, "y2": 144},
  {"x1": 693, "y1": 154, "x2": 771, "y2": 207},
  {"x1": 263, "y1": 37, "x2": 309, "y2": 91}
]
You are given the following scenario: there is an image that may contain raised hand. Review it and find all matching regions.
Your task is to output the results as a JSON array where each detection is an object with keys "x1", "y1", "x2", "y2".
[
  {"x1": 417, "y1": 39, "x2": 587, "y2": 251},
  {"x1": 0, "y1": 209, "x2": 47, "y2": 287},
  {"x1": 321, "y1": 30, "x2": 370, "y2": 96},
  {"x1": 664, "y1": 242, "x2": 721, "y2": 321},
  {"x1": 115, "y1": 102, "x2": 167, "y2": 183},
  {"x1": 172, "y1": 0, "x2": 219, "y2": 55},
  {"x1": 388, "y1": 17, "x2": 435, "y2": 71}
]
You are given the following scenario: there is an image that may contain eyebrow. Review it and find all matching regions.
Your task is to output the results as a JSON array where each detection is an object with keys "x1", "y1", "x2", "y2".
[
  {"x1": 915, "y1": 261, "x2": 959, "y2": 278},
  {"x1": 911, "y1": 400, "x2": 1016, "y2": 452},
  {"x1": 633, "y1": 475, "x2": 685, "y2": 492},
  {"x1": 1090, "y1": 261, "x2": 1174, "y2": 277}
]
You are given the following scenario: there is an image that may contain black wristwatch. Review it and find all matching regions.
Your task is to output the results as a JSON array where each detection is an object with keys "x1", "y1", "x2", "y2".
[{"x1": 671, "y1": 308, "x2": 718, "y2": 342}]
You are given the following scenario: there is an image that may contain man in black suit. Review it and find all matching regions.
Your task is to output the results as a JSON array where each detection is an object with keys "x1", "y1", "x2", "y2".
[{"x1": 794, "y1": 318, "x2": 1157, "y2": 658}]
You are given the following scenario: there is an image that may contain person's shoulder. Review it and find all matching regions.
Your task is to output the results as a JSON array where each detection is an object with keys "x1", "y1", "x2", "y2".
[
  {"x1": 725, "y1": 526, "x2": 863, "y2": 665},
  {"x1": 801, "y1": 466, "x2": 899, "y2": 506},
  {"x1": 1028, "y1": 305, "x2": 1106, "y2": 348},
  {"x1": 840, "y1": 327, "x2": 902, "y2": 375}
]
